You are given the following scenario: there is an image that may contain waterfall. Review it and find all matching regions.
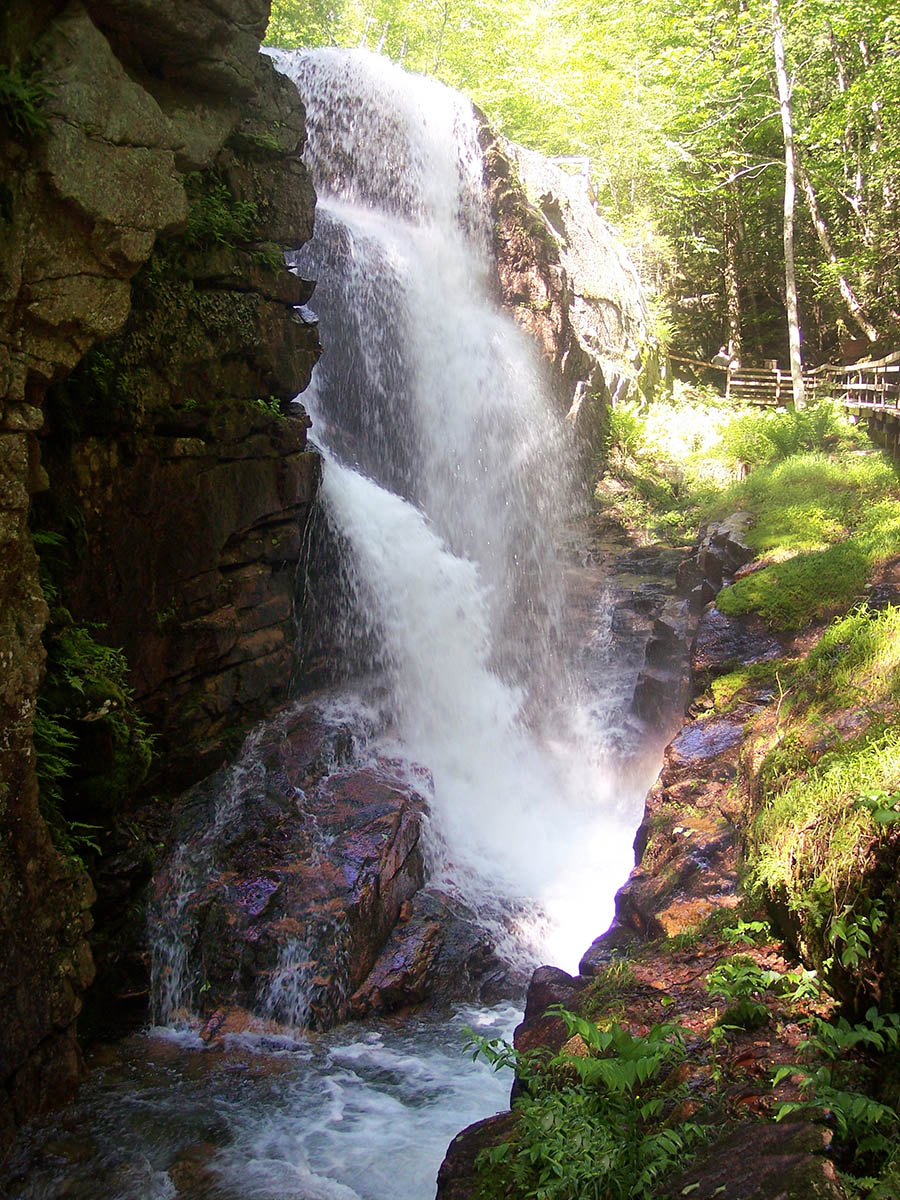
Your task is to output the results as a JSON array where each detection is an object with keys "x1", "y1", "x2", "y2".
[
  {"x1": 1, "y1": 52, "x2": 674, "y2": 1200},
  {"x1": 269, "y1": 47, "x2": 639, "y2": 971}
]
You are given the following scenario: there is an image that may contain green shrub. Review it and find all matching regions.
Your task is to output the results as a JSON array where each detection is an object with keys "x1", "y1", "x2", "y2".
[
  {"x1": 747, "y1": 722, "x2": 900, "y2": 924},
  {"x1": 719, "y1": 402, "x2": 856, "y2": 470},
  {"x1": 33, "y1": 530, "x2": 153, "y2": 857},
  {"x1": 774, "y1": 1008, "x2": 900, "y2": 1177},
  {"x1": 468, "y1": 1013, "x2": 707, "y2": 1200},
  {"x1": 184, "y1": 170, "x2": 260, "y2": 249},
  {"x1": 0, "y1": 64, "x2": 48, "y2": 139},
  {"x1": 606, "y1": 401, "x2": 646, "y2": 460}
]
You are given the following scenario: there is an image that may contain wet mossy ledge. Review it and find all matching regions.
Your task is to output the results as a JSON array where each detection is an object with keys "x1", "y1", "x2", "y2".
[
  {"x1": 439, "y1": 402, "x2": 900, "y2": 1200},
  {"x1": 0, "y1": 0, "x2": 319, "y2": 1154}
]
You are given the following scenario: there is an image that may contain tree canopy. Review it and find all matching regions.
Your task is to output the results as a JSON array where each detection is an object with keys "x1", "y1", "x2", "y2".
[{"x1": 267, "y1": 0, "x2": 900, "y2": 366}]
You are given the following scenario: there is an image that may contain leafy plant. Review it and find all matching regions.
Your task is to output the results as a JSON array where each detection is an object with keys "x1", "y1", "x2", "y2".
[
  {"x1": 467, "y1": 1010, "x2": 708, "y2": 1199},
  {"x1": 32, "y1": 525, "x2": 154, "y2": 859},
  {"x1": 184, "y1": 170, "x2": 260, "y2": 249},
  {"x1": 856, "y1": 791, "x2": 900, "y2": 828},
  {"x1": 0, "y1": 64, "x2": 48, "y2": 139},
  {"x1": 720, "y1": 916, "x2": 772, "y2": 946},
  {"x1": 705, "y1": 957, "x2": 775, "y2": 1030},
  {"x1": 826, "y1": 900, "x2": 887, "y2": 972},
  {"x1": 253, "y1": 395, "x2": 286, "y2": 419},
  {"x1": 774, "y1": 1008, "x2": 900, "y2": 1173}
]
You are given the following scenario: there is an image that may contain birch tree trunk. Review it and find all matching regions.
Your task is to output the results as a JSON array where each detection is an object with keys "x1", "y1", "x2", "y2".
[
  {"x1": 723, "y1": 190, "x2": 743, "y2": 360},
  {"x1": 771, "y1": 0, "x2": 805, "y2": 408}
]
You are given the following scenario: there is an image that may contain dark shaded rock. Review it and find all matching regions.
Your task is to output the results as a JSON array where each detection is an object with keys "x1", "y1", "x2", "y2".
[
  {"x1": 678, "y1": 514, "x2": 756, "y2": 615},
  {"x1": 514, "y1": 965, "x2": 585, "y2": 1060},
  {"x1": 86, "y1": 0, "x2": 270, "y2": 96},
  {"x1": 632, "y1": 622, "x2": 691, "y2": 731},
  {"x1": 436, "y1": 1111, "x2": 518, "y2": 1200},
  {"x1": 660, "y1": 1120, "x2": 846, "y2": 1200},
  {"x1": 691, "y1": 606, "x2": 784, "y2": 685}
]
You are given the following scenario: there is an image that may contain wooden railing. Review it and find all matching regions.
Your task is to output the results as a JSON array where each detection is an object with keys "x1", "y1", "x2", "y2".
[
  {"x1": 726, "y1": 367, "x2": 788, "y2": 406},
  {"x1": 806, "y1": 351, "x2": 900, "y2": 410},
  {"x1": 668, "y1": 350, "x2": 900, "y2": 410}
]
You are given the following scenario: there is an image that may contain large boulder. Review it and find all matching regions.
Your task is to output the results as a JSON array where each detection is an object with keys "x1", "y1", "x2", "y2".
[{"x1": 151, "y1": 699, "x2": 513, "y2": 1030}]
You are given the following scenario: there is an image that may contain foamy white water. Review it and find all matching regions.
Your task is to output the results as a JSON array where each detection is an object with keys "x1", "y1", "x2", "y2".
[{"x1": 2, "y1": 1006, "x2": 518, "y2": 1200}]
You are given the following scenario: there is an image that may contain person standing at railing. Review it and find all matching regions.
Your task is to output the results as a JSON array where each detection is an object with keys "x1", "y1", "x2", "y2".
[{"x1": 711, "y1": 345, "x2": 741, "y2": 370}]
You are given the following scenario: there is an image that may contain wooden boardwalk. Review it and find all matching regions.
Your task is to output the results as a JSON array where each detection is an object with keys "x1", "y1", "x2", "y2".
[{"x1": 807, "y1": 350, "x2": 900, "y2": 411}]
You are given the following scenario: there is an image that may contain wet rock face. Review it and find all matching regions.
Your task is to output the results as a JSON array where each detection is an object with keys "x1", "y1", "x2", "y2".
[
  {"x1": 691, "y1": 606, "x2": 784, "y2": 687},
  {"x1": 349, "y1": 886, "x2": 512, "y2": 1018},
  {"x1": 153, "y1": 702, "x2": 426, "y2": 1030},
  {"x1": 479, "y1": 127, "x2": 652, "y2": 463},
  {"x1": 153, "y1": 701, "x2": 511, "y2": 1030}
]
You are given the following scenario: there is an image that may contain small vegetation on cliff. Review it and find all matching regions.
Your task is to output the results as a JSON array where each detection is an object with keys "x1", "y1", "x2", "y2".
[
  {"x1": 184, "y1": 170, "x2": 260, "y2": 249},
  {"x1": 596, "y1": 384, "x2": 730, "y2": 545},
  {"x1": 0, "y1": 64, "x2": 48, "y2": 139},
  {"x1": 32, "y1": 531, "x2": 153, "y2": 859}
]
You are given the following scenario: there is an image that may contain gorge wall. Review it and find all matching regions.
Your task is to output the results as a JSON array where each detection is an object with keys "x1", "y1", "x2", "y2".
[
  {"x1": 0, "y1": 0, "x2": 318, "y2": 1154},
  {"x1": 481, "y1": 126, "x2": 653, "y2": 454}
]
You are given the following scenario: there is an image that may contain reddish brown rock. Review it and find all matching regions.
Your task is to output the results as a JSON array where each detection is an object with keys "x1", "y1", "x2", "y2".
[
  {"x1": 152, "y1": 701, "x2": 432, "y2": 1029},
  {"x1": 480, "y1": 125, "x2": 653, "y2": 463},
  {"x1": 350, "y1": 887, "x2": 513, "y2": 1017}
]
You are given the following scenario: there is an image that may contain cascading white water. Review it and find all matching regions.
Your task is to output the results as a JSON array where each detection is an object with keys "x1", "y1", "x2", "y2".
[{"x1": 270, "y1": 46, "x2": 640, "y2": 971}]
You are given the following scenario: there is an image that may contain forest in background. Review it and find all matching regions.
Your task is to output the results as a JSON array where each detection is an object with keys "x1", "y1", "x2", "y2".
[{"x1": 266, "y1": 0, "x2": 900, "y2": 369}]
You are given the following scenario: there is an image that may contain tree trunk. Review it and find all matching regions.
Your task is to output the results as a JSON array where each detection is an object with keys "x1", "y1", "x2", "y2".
[
  {"x1": 771, "y1": 0, "x2": 805, "y2": 408},
  {"x1": 723, "y1": 191, "x2": 742, "y2": 360},
  {"x1": 798, "y1": 159, "x2": 878, "y2": 343}
]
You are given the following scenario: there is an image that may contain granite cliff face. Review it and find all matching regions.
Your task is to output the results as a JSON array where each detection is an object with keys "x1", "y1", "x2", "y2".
[
  {"x1": 480, "y1": 127, "x2": 654, "y2": 458},
  {"x1": 0, "y1": 0, "x2": 319, "y2": 1154}
]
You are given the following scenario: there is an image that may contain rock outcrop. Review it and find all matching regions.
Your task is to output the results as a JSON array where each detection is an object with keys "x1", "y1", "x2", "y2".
[
  {"x1": 480, "y1": 128, "x2": 653, "y2": 460},
  {"x1": 0, "y1": 0, "x2": 319, "y2": 1154},
  {"x1": 152, "y1": 699, "x2": 511, "y2": 1031}
]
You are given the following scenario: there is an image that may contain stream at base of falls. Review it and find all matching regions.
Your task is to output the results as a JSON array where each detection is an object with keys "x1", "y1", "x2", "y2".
[{"x1": 3, "y1": 1008, "x2": 518, "y2": 1200}]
